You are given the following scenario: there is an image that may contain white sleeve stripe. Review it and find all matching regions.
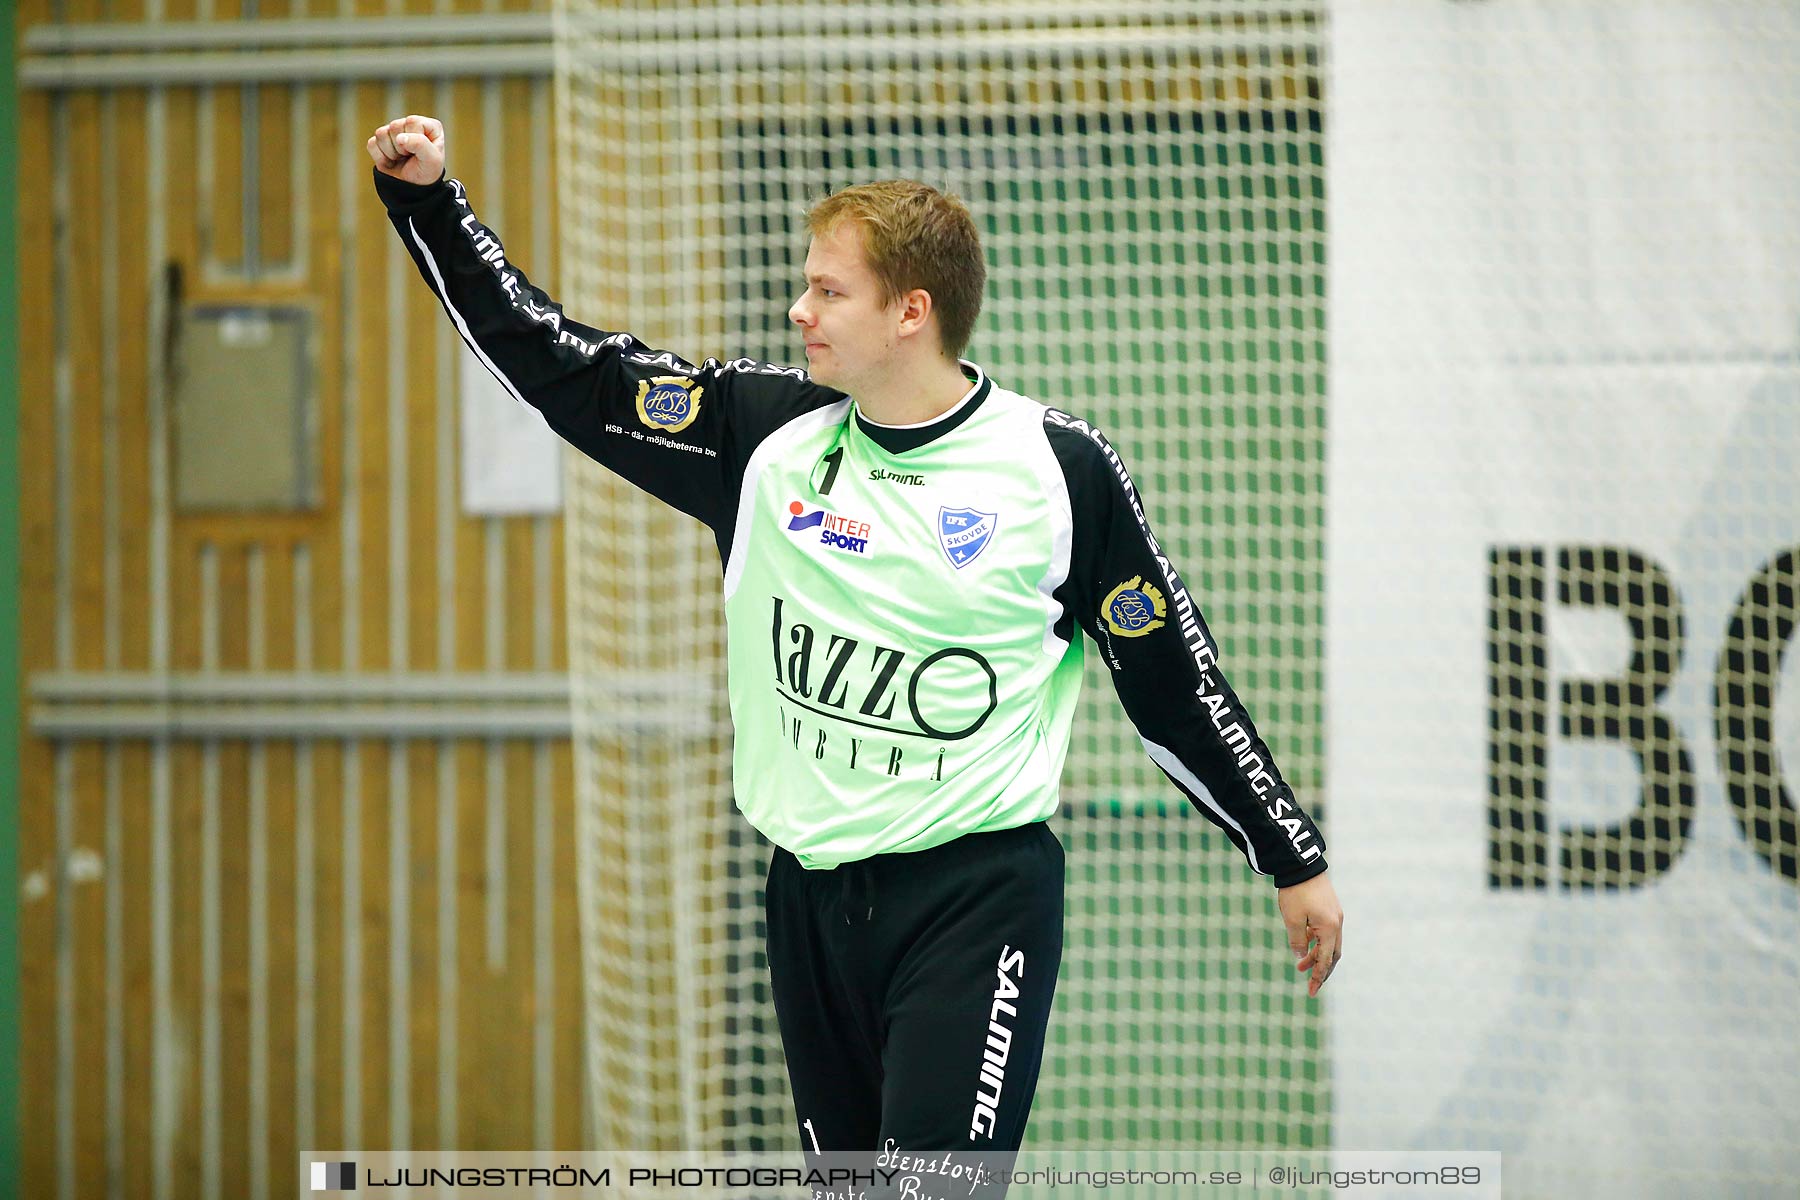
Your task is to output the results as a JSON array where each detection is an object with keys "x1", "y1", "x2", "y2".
[
  {"x1": 1024, "y1": 399, "x2": 1074, "y2": 657},
  {"x1": 407, "y1": 216, "x2": 529, "y2": 409},
  {"x1": 1140, "y1": 735, "x2": 1266, "y2": 876}
]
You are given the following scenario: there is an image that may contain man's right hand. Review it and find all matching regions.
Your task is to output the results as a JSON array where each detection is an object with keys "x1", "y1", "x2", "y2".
[{"x1": 368, "y1": 114, "x2": 446, "y2": 186}]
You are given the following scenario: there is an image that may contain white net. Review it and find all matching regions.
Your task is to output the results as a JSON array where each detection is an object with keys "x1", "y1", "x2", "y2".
[
  {"x1": 557, "y1": 0, "x2": 1327, "y2": 1154},
  {"x1": 551, "y1": 1, "x2": 1800, "y2": 1191}
]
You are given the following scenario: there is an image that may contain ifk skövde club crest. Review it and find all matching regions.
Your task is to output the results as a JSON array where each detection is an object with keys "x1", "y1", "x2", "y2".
[{"x1": 938, "y1": 506, "x2": 997, "y2": 569}]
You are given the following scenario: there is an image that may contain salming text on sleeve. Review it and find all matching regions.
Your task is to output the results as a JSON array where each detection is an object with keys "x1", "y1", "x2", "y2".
[{"x1": 1043, "y1": 410, "x2": 1328, "y2": 887}]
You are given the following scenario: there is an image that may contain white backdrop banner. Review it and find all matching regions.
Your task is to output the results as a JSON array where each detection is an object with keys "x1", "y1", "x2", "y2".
[{"x1": 1327, "y1": 3, "x2": 1800, "y2": 1197}]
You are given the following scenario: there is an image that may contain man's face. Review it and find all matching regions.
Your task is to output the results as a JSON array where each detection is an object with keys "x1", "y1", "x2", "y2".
[{"x1": 788, "y1": 221, "x2": 902, "y2": 393}]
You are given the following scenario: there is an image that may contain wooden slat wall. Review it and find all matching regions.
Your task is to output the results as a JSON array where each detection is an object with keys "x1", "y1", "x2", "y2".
[{"x1": 15, "y1": 3, "x2": 588, "y2": 1198}]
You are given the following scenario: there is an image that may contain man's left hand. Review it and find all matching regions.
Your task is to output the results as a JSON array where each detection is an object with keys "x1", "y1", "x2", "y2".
[{"x1": 1278, "y1": 871, "x2": 1343, "y2": 999}]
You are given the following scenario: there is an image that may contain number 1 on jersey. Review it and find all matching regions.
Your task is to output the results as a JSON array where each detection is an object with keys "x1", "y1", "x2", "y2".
[
  {"x1": 802, "y1": 1117, "x2": 821, "y2": 1155},
  {"x1": 818, "y1": 448, "x2": 843, "y2": 496}
]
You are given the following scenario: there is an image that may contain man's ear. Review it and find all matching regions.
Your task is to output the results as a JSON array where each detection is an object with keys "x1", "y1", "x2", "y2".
[{"x1": 896, "y1": 287, "x2": 935, "y2": 340}]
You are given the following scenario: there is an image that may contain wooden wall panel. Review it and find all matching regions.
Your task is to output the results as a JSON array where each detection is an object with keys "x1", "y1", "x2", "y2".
[
  {"x1": 260, "y1": 546, "x2": 298, "y2": 1197},
  {"x1": 207, "y1": 84, "x2": 244, "y2": 274},
  {"x1": 451, "y1": 739, "x2": 489, "y2": 1146},
  {"x1": 69, "y1": 87, "x2": 106, "y2": 677},
  {"x1": 349, "y1": 66, "x2": 391, "y2": 1158},
  {"x1": 110, "y1": 72, "x2": 158, "y2": 1200},
  {"x1": 18, "y1": 6, "x2": 57, "y2": 1195},
  {"x1": 216, "y1": 546, "x2": 251, "y2": 1200},
  {"x1": 491, "y1": 741, "x2": 535, "y2": 1150},
  {"x1": 355, "y1": 742, "x2": 391, "y2": 1150},
  {"x1": 19, "y1": 4, "x2": 596, "y2": 1197},
  {"x1": 66, "y1": 54, "x2": 112, "y2": 1199},
  {"x1": 309, "y1": 745, "x2": 346, "y2": 1157},
  {"x1": 258, "y1": 84, "x2": 295, "y2": 270},
  {"x1": 307, "y1": 80, "x2": 346, "y2": 678},
  {"x1": 115, "y1": 86, "x2": 152, "y2": 673},
  {"x1": 164, "y1": 75, "x2": 203, "y2": 1195},
  {"x1": 402, "y1": 738, "x2": 440, "y2": 1149},
  {"x1": 551, "y1": 741, "x2": 583, "y2": 1149},
  {"x1": 351, "y1": 78, "x2": 391, "y2": 678},
  {"x1": 119, "y1": 739, "x2": 155, "y2": 1200}
]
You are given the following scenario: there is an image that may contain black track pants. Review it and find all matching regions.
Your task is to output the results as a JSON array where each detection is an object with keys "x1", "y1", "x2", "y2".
[{"x1": 765, "y1": 820, "x2": 1064, "y2": 1166}]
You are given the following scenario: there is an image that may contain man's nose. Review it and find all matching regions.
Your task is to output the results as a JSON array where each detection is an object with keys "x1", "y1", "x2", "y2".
[{"x1": 789, "y1": 296, "x2": 812, "y2": 327}]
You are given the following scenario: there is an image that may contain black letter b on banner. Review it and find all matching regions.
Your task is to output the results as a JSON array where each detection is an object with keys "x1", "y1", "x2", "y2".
[{"x1": 1486, "y1": 545, "x2": 1697, "y2": 890}]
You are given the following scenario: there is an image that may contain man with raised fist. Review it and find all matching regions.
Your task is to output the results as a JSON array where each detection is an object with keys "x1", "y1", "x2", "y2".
[{"x1": 369, "y1": 113, "x2": 1342, "y2": 1171}]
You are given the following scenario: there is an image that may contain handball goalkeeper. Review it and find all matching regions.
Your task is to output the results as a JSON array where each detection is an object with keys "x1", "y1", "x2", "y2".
[{"x1": 369, "y1": 113, "x2": 1343, "y2": 1162}]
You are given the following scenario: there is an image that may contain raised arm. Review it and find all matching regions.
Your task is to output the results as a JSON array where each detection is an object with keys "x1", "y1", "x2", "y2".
[{"x1": 367, "y1": 114, "x2": 838, "y2": 533}]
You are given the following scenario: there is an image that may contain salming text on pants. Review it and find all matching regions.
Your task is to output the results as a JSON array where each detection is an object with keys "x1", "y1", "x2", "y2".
[{"x1": 765, "y1": 820, "x2": 1065, "y2": 1162}]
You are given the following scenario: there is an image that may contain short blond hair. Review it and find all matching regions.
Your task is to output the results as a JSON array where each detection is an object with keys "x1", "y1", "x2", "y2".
[{"x1": 806, "y1": 180, "x2": 986, "y2": 359}]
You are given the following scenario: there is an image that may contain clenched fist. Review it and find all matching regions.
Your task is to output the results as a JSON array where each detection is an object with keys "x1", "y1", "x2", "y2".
[{"x1": 368, "y1": 114, "x2": 445, "y2": 186}]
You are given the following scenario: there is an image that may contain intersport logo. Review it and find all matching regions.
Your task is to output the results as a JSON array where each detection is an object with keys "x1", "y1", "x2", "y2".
[{"x1": 786, "y1": 500, "x2": 873, "y2": 555}]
